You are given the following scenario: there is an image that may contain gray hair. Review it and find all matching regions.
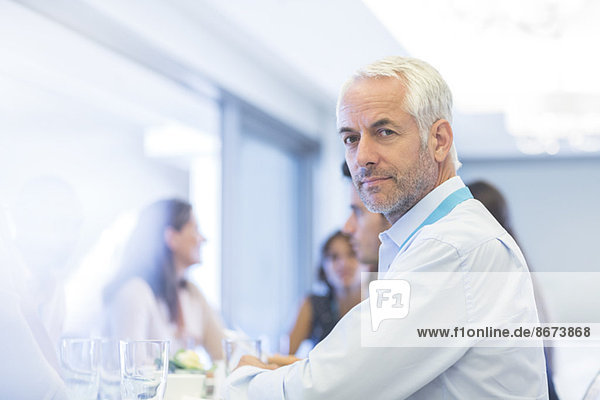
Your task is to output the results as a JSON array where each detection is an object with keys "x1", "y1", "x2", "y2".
[{"x1": 337, "y1": 56, "x2": 461, "y2": 170}]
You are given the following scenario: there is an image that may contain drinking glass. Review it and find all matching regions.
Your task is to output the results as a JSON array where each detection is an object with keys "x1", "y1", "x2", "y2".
[
  {"x1": 119, "y1": 340, "x2": 169, "y2": 400},
  {"x1": 223, "y1": 338, "x2": 262, "y2": 375},
  {"x1": 99, "y1": 339, "x2": 121, "y2": 400},
  {"x1": 59, "y1": 338, "x2": 100, "y2": 400}
]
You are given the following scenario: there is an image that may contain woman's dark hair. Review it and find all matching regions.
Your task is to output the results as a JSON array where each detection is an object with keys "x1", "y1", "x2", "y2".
[
  {"x1": 104, "y1": 198, "x2": 192, "y2": 323},
  {"x1": 317, "y1": 230, "x2": 353, "y2": 293}
]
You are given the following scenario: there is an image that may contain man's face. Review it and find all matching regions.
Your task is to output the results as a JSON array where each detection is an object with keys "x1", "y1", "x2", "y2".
[
  {"x1": 343, "y1": 184, "x2": 390, "y2": 266},
  {"x1": 338, "y1": 77, "x2": 438, "y2": 223}
]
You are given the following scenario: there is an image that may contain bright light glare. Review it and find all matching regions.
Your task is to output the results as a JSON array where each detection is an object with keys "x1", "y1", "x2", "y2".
[
  {"x1": 144, "y1": 123, "x2": 220, "y2": 157},
  {"x1": 64, "y1": 211, "x2": 138, "y2": 335},
  {"x1": 362, "y1": 0, "x2": 600, "y2": 153}
]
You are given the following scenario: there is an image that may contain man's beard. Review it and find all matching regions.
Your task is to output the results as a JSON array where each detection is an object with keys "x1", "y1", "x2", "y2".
[{"x1": 353, "y1": 148, "x2": 438, "y2": 220}]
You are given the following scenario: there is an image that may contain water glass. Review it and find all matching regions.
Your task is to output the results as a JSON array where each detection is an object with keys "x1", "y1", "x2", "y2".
[
  {"x1": 59, "y1": 338, "x2": 100, "y2": 400},
  {"x1": 223, "y1": 338, "x2": 262, "y2": 375},
  {"x1": 120, "y1": 340, "x2": 169, "y2": 400},
  {"x1": 99, "y1": 339, "x2": 121, "y2": 400}
]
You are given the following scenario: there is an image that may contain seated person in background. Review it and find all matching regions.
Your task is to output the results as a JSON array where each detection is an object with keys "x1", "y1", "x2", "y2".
[
  {"x1": 0, "y1": 205, "x2": 68, "y2": 400},
  {"x1": 288, "y1": 231, "x2": 362, "y2": 355},
  {"x1": 103, "y1": 198, "x2": 224, "y2": 360}
]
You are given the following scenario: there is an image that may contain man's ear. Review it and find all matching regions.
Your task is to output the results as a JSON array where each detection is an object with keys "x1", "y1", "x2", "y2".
[{"x1": 429, "y1": 119, "x2": 453, "y2": 163}]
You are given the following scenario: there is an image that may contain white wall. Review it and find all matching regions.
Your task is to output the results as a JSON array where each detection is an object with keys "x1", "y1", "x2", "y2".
[{"x1": 0, "y1": 125, "x2": 189, "y2": 249}]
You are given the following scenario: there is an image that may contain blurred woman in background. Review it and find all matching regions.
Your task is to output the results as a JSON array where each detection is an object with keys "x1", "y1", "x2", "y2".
[
  {"x1": 103, "y1": 198, "x2": 224, "y2": 360},
  {"x1": 288, "y1": 230, "x2": 363, "y2": 355}
]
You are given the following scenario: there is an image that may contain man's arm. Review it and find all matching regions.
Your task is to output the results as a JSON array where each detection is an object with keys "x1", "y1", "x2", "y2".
[
  {"x1": 225, "y1": 235, "x2": 546, "y2": 399},
  {"x1": 225, "y1": 240, "x2": 472, "y2": 399}
]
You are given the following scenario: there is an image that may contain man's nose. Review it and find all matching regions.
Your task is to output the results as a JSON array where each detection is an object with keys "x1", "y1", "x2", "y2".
[
  {"x1": 343, "y1": 215, "x2": 355, "y2": 234},
  {"x1": 355, "y1": 135, "x2": 378, "y2": 167}
]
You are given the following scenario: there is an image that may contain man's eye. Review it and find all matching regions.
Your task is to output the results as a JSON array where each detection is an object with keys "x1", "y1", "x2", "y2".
[
  {"x1": 379, "y1": 129, "x2": 395, "y2": 136},
  {"x1": 343, "y1": 135, "x2": 359, "y2": 145}
]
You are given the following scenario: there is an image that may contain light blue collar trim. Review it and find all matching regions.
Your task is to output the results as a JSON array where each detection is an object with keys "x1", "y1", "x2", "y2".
[{"x1": 379, "y1": 176, "x2": 467, "y2": 250}]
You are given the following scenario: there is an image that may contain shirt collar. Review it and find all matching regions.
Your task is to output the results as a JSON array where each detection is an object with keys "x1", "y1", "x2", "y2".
[{"x1": 378, "y1": 176, "x2": 466, "y2": 272}]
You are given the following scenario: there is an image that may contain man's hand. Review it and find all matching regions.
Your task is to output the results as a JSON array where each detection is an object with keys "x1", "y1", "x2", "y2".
[
  {"x1": 267, "y1": 354, "x2": 302, "y2": 367},
  {"x1": 234, "y1": 355, "x2": 279, "y2": 371}
]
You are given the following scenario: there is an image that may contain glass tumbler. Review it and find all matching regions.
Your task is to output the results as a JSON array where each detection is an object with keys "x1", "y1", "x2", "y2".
[
  {"x1": 119, "y1": 340, "x2": 169, "y2": 400},
  {"x1": 223, "y1": 338, "x2": 262, "y2": 375},
  {"x1": 59, "y1": 337, "x2": 100, "y2": 400}
]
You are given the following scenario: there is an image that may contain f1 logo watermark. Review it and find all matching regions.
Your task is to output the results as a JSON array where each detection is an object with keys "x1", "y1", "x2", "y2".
[{"x1": 369, "y1": 279, "x2": 411, "y2": 331}]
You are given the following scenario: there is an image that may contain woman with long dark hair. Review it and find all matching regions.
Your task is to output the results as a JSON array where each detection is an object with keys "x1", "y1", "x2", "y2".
[
  {"x1": 104, "y1": 198, "x2": 224, "y2": 360},
  {"x1": 288, "y1": 230, "x2": 362, "y2": 355}
]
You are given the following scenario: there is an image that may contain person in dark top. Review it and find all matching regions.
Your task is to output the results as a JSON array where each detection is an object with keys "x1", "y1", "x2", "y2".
[{"x1": 288, "y1": 230, "x2": 362, "y2": 355}]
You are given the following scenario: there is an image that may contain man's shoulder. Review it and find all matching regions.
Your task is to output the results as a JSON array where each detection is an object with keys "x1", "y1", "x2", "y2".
[{"x1": 419, "y1": 198, "x2": 508, "y2": 256}]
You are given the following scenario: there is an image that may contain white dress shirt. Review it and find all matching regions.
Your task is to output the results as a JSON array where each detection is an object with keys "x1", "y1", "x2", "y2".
[{"x1": 226, "y1": 176, "x2": 548, "y2": 399}]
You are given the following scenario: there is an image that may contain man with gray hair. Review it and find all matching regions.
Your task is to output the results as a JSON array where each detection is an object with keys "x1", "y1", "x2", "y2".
[{"x1": 226, "y1": 56, "x2": 548, "y2": 399}]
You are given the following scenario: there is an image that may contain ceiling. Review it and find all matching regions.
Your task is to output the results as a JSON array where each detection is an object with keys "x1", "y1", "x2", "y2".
[
  {"x1": 190, "y1": 0, "x2": 600, "y2": 159},
  {"x1": 4, "y1": 0, "x2": 600, "y2": 160}
]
